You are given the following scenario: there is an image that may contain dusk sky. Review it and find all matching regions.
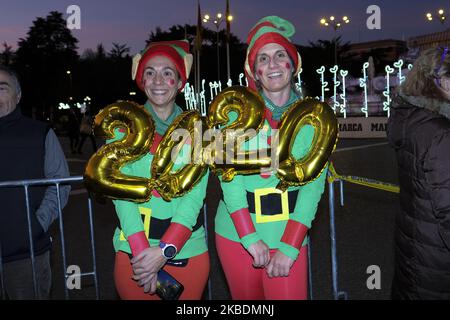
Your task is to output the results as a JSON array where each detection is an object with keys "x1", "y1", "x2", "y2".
[{"x1": 1, "y1": 0, "x2": 449, "y2": 54}]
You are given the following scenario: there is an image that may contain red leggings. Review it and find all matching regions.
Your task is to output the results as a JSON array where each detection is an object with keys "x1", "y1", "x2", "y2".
[
  {"x1": 216, "y1": 233, "x2": 308, "y2": 300},
  {"x1": 114, "y1": 251, "x2": 210, "y2": 300}
]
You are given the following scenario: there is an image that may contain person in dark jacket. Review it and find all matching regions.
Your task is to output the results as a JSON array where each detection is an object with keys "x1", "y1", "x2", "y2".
[
  {"x1": 0, "y1": 65, "x2": 71, "y2": 299},
  {"x1": 67, "y1": 107, "x2": 80, "y2": 154},
  {"x1": 387, "y1": 47, "x2": 450, "y2": 299},
  {"x1": 77, "y1": 109, "x2": 97, "y2": 154}
]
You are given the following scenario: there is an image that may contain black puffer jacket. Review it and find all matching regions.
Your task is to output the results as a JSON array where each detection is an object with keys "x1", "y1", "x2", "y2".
[{"x1": 387, "y1": 93, "x2": 450, "y2": 299}]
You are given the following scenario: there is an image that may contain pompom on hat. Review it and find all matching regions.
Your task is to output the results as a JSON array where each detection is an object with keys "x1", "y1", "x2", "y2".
[
  {"x1": 244, "y1": 16, "x2": 302, "y2": 90},
  {"x1": 132, "y1": 40, "x2": 193, "y2": 92}
]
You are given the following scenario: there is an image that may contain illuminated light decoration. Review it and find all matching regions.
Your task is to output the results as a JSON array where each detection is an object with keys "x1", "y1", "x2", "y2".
[
  {"x1": 209, "y1": 82, "x2": 214, "y2": 103},
  {"x1": 183, "y1": 83, "x2": 192, "y2": 109},
  {"x1": 330, "y1": 65, "x2": 340, "y2": 113},
  {"x1": 295, "y1": 68, "x2": 303, "y2": 98},
  {"x1": 190, "y1": 90, "x2": 198, "y2": 111},
  {"x1": 359, "y1": 62, "x2": 369, "y2": 118},
  {"x1": 394, "y1": 59, "x2": 405, "y2": 84},
  {"x1": 211, "y1": 81, "x2": 220, "y2": 98},
  {"x1": 200, "y1": 79, "x2": 207, "y2": 116},
  {"x1": 239, "y1": 73, "x2": 245, "y2": 86},
  {"x1": 181, "y1": 59, "x2": 408, "y2": 119},
  {"x1": 227, "y1": 79, "x2": 232, "y2": 87},
  {"x1": 339, "y1": 69, "x2": 348, "y2": 119},
  {"x1": 316, "y1": 66, "x2": 327, "y2": 102},
  {"x1": 59, "y1": 103, "x2": 70, "y2": 110},
  {"x1": 383, "y1": 65, "x2": 395, "y2": 118}
]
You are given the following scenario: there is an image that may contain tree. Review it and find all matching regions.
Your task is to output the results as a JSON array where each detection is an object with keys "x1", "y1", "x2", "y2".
[
  {"x1": 76, "y1": 42, "x2": 134, "y2": 113},
  {"x1": 15, "y1": 11, "x2": 79, "y2": 118},
  {"x1": 95, "y1": 43, "x2": 107, "y2": 60},
  {"x1": 0, "y1": 42, "x2": 14, "y2": 66},
  {"x1": 109, "y1": 43, "x2": 131, "y2": 60}
]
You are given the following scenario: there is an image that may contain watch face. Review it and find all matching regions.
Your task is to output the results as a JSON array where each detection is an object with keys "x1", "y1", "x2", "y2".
[{"x1": 164, "y1": 245, "x2": 177, "y2": 258}]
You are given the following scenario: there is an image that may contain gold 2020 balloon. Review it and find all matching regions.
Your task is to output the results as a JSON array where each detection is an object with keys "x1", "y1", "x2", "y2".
[
  {"x1": 151, "y1": 110, "x2": 208, "y2": 201},
  {"x1": 84, "y1": 101, "x2": 155, "y2": 203},
  {"x1": 206, "y1": 86, "x2": 269, "y2": 181},
  {"x1": 275, "y1": 98, "x2": 338, "y2": 191}
]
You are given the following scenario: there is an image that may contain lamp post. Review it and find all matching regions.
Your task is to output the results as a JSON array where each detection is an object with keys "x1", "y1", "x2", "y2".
[
  {"x1": 320, "y1": 15, "x2": 350, "y2": 66},
  {"x1": 426, "y1": 9, "x2": 446, "y2": 25},
  {"x1": 66, "y1": 70, "x2": 73, "y2": 101},
  {"x1": 225, "y1": 14, "x2": 233, "y2": 81},
  {"x1": 203, "y1": 11, "x2": 233, "y2": 81}
]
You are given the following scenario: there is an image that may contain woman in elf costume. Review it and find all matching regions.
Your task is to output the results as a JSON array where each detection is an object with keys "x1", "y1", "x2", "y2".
[
  {"x1": 215, "y1": 16, "x2": 327, "y2": 300},
  {"x1": 111, "y1": 40, "x2": 209, "y2": 300}
]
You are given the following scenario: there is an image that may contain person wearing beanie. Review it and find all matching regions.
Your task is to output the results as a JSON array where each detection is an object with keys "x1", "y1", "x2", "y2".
[
  {"x1": 215, "y1": 16, "x2": 328, "y2": 299},
  {"x1": 109, "y1": 40, "x2": 209, "y2": 300}
]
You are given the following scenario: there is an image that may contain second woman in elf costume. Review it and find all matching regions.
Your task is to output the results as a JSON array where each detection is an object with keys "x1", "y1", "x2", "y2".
[
  {"x1": 215, "y1": 16, "x2": 328, "y2": 300},
  {"x1": 110, "y1": 40, "x2": 209, "y2": 300}
]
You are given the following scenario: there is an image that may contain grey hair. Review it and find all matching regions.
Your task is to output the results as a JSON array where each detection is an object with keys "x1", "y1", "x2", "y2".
[{"x1": 0, "y1": 65, "x2": 22, "y2": 96}]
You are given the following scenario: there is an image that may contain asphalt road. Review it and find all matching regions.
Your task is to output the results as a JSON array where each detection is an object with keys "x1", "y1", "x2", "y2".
[{"x1": 44, "y1": 136, "x2": 399, "y2": 300}]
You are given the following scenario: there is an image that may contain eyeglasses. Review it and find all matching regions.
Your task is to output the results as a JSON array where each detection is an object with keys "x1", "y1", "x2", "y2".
[{"x1": 434, "y1": 46, "x2": 448, "y2": 86}]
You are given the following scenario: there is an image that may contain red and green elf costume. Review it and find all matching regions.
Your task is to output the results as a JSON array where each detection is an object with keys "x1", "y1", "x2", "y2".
[
  {"x1": 111, "y1": 40, "x2": 209, "y2": 300},
  {"x1": 215, "y1": 16, "x2": 328, "y2": 300}
]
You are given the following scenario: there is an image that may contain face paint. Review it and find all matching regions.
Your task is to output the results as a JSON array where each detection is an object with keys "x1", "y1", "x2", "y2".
[
  {"x1": 168, "y1": 79, "x2": 175, "y2": 86},
  {"x1": 285, "y1": 62, "x2": 291, "y2": 69},
  {"x1": 257, "y1": 69, "x2": 263, "y2": 76}
]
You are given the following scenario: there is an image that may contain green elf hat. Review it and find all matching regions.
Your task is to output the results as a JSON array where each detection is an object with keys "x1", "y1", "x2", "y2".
[
  {"x1": 244, "y1": 16, "x2": 302, "y2": 90},
  {"x1": 132, "y1": 40, "x2": 193, "y2": 92}
]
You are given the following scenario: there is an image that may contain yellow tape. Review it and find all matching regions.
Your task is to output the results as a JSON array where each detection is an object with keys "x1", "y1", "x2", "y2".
[
  {"x1": 327, "y1": 162, "x2": 400, "y2": 193},
  {"x1": 339, "y1": 175, "x2": 400, "y2": 193}
]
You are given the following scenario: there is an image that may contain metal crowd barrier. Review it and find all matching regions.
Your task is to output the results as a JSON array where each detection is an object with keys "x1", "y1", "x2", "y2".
[
  {"x1": 0, "y1": 176, "x2": 99, "y2": 300},
  {"x1": 0, "y1": 168, "x2": 371, "y2": 300},
  {"x1": 0, "y1": 175, "x2": 214, "y2": 300},
  {"x1": 327, "y1": 162, "x2": 400, "y2": 300}
]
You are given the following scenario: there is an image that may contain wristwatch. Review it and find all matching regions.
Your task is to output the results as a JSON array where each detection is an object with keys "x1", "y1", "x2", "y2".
[{"x1": 159, "y1": 241, "x2": 177, "y2": 259}]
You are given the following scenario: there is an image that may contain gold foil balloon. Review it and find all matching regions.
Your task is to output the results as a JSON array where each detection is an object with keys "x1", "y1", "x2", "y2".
[
  {"x1": 84, "y1": 101, "x2": 155, "y2": 202},
  {"x1": 151, "y1": 110, "x2": 208, "y2": 201},
  {"x1": 206, "y1": 86, "x2": 269, "y2": 181},
  {"x1": 275, "y1": 98, "x2": 338, "y2": 191}
]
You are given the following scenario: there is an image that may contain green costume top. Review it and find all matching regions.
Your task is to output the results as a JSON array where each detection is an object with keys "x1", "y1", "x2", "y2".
[
  {"x1": 215, "y1": 91, "x2": 328, "y2": 261},
  {"x1": 109, "y1": 101, "x2": 208, "y2": 259}
]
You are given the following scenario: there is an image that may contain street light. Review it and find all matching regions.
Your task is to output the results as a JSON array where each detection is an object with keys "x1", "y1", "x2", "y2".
[
  {"x1": 426, "y1": 9, "x2": 446, "y2": 25},
  {"x1": 320, "y1": 15, "x2": 350, "y2": 65},
  {"x1": 66, "y1": 70, "x2": 73, "y2": 101},
  {"x1": 203, "y1": 11, "x2": 233, "y2": 81}
]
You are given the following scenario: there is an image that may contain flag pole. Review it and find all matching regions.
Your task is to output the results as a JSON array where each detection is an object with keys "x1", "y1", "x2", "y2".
[{"x1": 225, "y1": 0, "x2": 231, "y2": 81}]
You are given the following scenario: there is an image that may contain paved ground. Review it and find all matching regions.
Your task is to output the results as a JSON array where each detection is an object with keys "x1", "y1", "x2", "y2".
[{"x1": 11, "y1": 135, "x2": 400, "y2": 300}]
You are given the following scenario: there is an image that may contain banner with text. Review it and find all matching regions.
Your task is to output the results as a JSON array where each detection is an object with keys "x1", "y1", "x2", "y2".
[{"x1": 338, "y1": 117, "x2": 387, "y2": 138}]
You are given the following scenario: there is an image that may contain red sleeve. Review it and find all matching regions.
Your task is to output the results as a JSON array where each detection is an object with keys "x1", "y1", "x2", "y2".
[
  {"x1": 160, "y1": 222, "x2": 192, "y2": 251},
  {"x1": 230, "y1": 208, "x2": 256, "y2": 238},
  {"x1": 280, "y1": 220, "x2": 309, "y2": 249},
  {"x1": 128, "y1": 231, "x2": 150, "y2": 257}
]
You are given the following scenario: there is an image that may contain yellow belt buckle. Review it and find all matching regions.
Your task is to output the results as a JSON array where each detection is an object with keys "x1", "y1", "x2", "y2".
[{"x1": 254, "y1": 187, "x2": 290, "y2": 223}]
